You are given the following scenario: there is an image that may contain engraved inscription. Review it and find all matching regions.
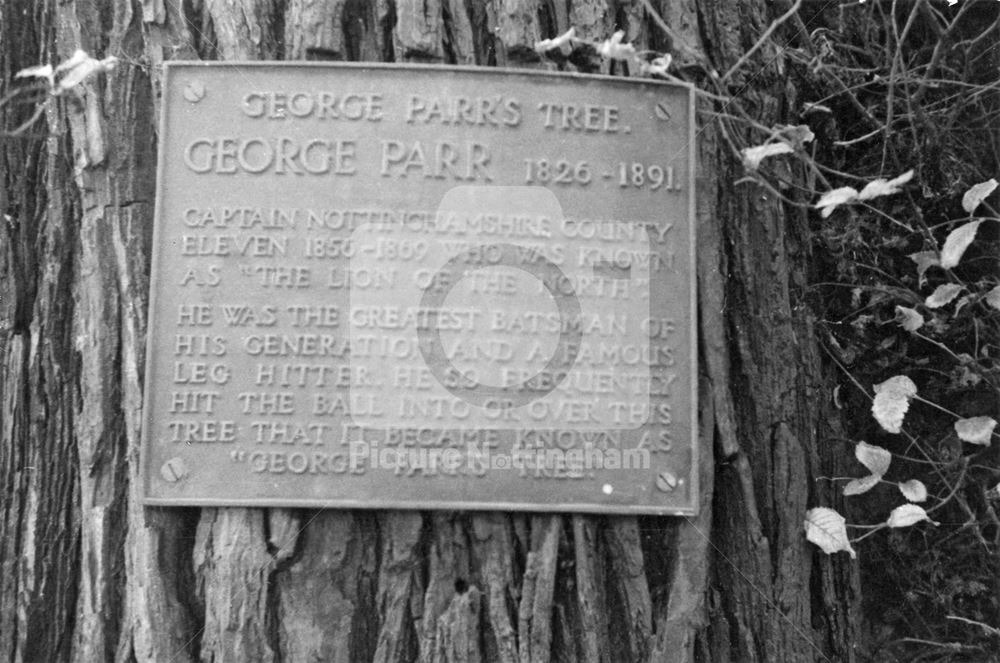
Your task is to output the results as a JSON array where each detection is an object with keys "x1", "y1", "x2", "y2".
[{"x1": 142, "y1": 64, "x2": 695, "y2": 514}]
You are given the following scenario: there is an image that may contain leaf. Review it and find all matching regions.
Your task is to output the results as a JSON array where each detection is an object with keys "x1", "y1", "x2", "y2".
[
  {"x1": 856, "y1": 441, "x2": 892, "y2": 476},
  {"x1": 14, "y1": 63, "x2": 54, "y2": 87},
  {"x1": 53, "y1": 49, "x2": 118, "y2": 94},
  {"x1": 641, "y1": 55, "x2": 672, "y2": 76},
  {"x1": 597, "y1": 31, "x2": 637, "y2": 60},
  {"x1": 872, "y1": 376, "x2": 917, "y2": 434},
  {"x1": 844, "y1": 474, "x2": 881, "y2": 496},
  {"x1": 815, "y1": 186, "x2": 859, "y2": 218},
  {"x1": 886, "y1": 504, "x2": 936, "y2": 528},
  {"x1": 803, "y1": 102, "x2": 832, "y2": 114},
  {"x1": 534, "y1": 27, "x2": 576, "y2": 55},
  {"x1": 961, "y1": 178, "x2": 998, "y2": 214},
  {"x1": 873, "y1": 375, "x2": 917, "y2": 397},
  {"x1": 895, "y1": 305, "x2": 924, "y2": 332},
  {"x1": 954, "y1": 416, "x2": 996, "y2": 446},
  {"x1": 925, "y1": 283, "x2": 963, "y2": 308},
  {"x1": 985, "y1": 285, "x2": 1000, "y2": 311},
  {"x1": 858, "y1": 169, "x2": 915, "y2": 201},
  {"x1": 804, "y1": 507, "x2": 856, "y2": 558},
  {"x1": 899, "y1": 479, "x2": 928, "y2": 503},
  {"x1": 908, "y1": 251, "x2": 940, "y2": 287},
  {"x1": 742, "y1": 142, "x2": 794, "y2": 170},
  {"x1": 940, "y1": 220, "x2": 983, "y2": 269},
  {"x1": 777, "y1": 124, "x2": 815, "y2": 148}
]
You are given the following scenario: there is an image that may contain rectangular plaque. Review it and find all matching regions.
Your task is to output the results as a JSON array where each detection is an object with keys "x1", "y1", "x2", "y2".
[{"x1": 142, "y1": 62, "x2": 697, "y2": 514}]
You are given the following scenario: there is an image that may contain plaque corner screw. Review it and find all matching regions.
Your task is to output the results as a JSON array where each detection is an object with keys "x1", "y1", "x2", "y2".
[
  {"x1": 161, "y1": 457, "x2": 189, "y2": 483},
  {"x1": 655, "y1": 470, "x2": 678, "y2": 492},
  {"x1": 184, "y1": 80, "x2": 206, "y2": 103}
]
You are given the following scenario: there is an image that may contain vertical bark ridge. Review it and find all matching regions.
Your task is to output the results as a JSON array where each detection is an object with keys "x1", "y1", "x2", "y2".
[
  {"x1": 194, "y1": 508, "x2": 276, "y2": 662},
  {"x1": 603, "y1": 518, "x2": 652, "y2": 662},
  {"x1": 273, "y1": 512, "x2": 378, "y2": 662},
  {"x1": 470, "y1": 514, "x2": 520, "y2": 663},
  {"x1": 418, "y1": 513, "x2": 472, "y2": 660},
  {"x1": 284, "y1": 0, "x2": 347, "y2": 61},
  {"x1": 394, "y1": 0, "x2": 446, "y2": 62},
  {"x1": 569, "y1": 515, "x2": 609, "y2": 662},
  {"x1": 373, "y1": 512, "x2": 426, "y2": 663}
]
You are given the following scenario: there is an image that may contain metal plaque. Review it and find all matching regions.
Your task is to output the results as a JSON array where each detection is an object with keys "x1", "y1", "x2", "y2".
[{"x1": 142, "y1": 63, "x2": 697, "y2": 514}]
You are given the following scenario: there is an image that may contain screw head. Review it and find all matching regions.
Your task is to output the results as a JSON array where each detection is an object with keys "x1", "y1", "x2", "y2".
[
  {"x1": 160, "y1": 457, "x2": 188, "y2": 483},
  {"x1": 183, "y1": 80, "x2": 205, "y2": 103},
  {"x1": 655, "y1": 470, "x2": 677, "y2": 492},
  {"x1": 653, "y1": 102, "x2": 671, "y2": 122}
]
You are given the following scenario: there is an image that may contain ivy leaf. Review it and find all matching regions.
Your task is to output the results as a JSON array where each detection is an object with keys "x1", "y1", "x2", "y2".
[
  {"x1": 843, "y1": 474, "x2": 881, "y2": 496},
  {"x1": 804, "y1": 507, "x2": 857, "y2": 558},
  {"x1": 815, "y1": 187, "x2": 859, "y2": 218},
  {"x1": 742, "y1": 142, "x2": 794, "y2": 170},
  {"x1": 872, "y1": 376, "x2": 917, "y2": 434},
  {"x1": 954, "y1": 416, "x2": 996, "y2": 446},
  {"x1": 886, "y1": 504, "x2": 937, "y2": 528},
  {"x1": 908, "y1": 251, "x2": 940, "y2": 287},
  {"x1": 899, "y1": 479, "x2": 928, "y2": 502},
  {"x1": 856, "y1": 441, "x2": 892, "y2": 476},
  {"x1": 925, "y1": 283, "x2": 963, "y2": 308},
  {"x1": 940, "y1": 220, "x2": 983, "y2": 269},
  {"x1": 985, "y1": 285, "x2": 1000, "y2": 311},
  {"x1": 961, "y1": 178, "x2": 998, "y2": 214},
  {"x1": 858, "y1": 169, "x2": 914, "y2": 201},
  {"x1": 895, "y1": 305, "x2": 924, "y2": 332}
]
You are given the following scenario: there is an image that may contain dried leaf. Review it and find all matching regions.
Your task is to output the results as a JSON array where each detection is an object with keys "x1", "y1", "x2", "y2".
[
  {"x1": 856, "y1": 441, "x2": 892, "y2": 476},
  {"x1": 940, "y1": 220, "x2": 983, "y2": 269},
  {"x1": 886, "y1": 504, "x2": 936, "y2": 528},
  {"x1": 14, "y1": 63, "x2": 54, "y2": 87},
  {"x1": 908, "y1": 251, "x2": 940, "y2": 287},
  {"x1": 42, "y1": 49, "x2": 119, "y2": 95},
  {"x1": 803, "y1": 102, "x2": 833, "y2": 114},
  {"x1": 895, "y1": 305, "x2": 924, "y2": 332},
  {"x1": 597, "y1": 31, "x2": 637, "y2": 60},
  {"x1": 925, "y1": 283, "x2": 963, "y2": 308},
  {"x1": 954, "y1": 416, "x2": 996, "y2": 446},
  {"x1": 872, "y1": 376, "x2": 917, "y2": 434},
  {"x1": 815, "y1": 186, "x2": 859, "y2": 218},
  {"x1": 984, "y1": 285, "x2": 1000, "y2": 310},
  {"x1": 843, "y1": 474, "x2": 881, "y2": 496},
  {"x1": 961, "y1": 178, "x2": 998, "y2": 214},
  {"x1": 641, "y1": 55, "x2": 672, "y2": 77},
  {"x1": 858, "y1": 169, "x2": 915, "y2": 201},
  {"x1": 54, "y1": 49, "x2": 90, "y2": 74},
  {"x1": 804, "y1": 507, "x2": 856, "y2": 558},
  {"x1": 777, "y1": 124, "x2": 815, "y2": 148},
  {"x1": 899, "y1": 479, "x2": 928, "y2": 503},
  {"x1": 534, "y1": 27, "x2": 576, "y2": 55},
  {"x1": 742, "y1": 142, "x2": 793, "y2": 170}
]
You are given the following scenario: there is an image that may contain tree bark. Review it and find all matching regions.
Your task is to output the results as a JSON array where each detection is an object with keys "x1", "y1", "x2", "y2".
[{"x1": 0, "y1": 1, "x2": 860, "y2": 662}]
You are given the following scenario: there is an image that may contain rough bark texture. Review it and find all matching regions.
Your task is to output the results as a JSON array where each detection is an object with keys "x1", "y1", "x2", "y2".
[{"x1": 0, "y1": 1, "x2": 860, "y2": 662}]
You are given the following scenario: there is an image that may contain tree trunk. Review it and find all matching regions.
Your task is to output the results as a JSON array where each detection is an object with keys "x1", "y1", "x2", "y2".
[{"x1": 0, "y1": 1, "x2": 860, "y2": 662}]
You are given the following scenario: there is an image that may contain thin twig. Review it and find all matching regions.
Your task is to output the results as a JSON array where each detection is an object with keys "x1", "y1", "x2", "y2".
[{"x1": 720, "y1": 0, "x2": 804, "y2": 85}]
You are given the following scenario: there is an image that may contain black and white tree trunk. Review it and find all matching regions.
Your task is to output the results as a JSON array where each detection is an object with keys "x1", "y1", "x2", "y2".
[{"x1": 0, "y1": 1, "x2": 860, "y2": 661}]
